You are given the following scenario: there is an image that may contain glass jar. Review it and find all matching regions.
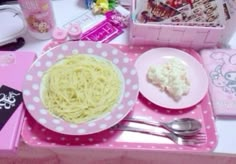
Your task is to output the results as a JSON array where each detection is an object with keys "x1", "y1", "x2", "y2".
[{"x1": 18, "y1": 0, "x2": 56, "y2": 40}]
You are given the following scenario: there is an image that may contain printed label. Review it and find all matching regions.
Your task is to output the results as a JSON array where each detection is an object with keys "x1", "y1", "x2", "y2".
[
  {"x1": 0, "y1": 85, "x2": 23, "y2": 130},
  {"x1": 81, "y1": 21, "x2": 123, "y2": 43}
]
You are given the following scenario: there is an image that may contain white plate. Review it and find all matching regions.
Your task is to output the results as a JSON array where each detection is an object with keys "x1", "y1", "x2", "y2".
[
  {"x1": 23, "y1": 41, "x2": 139, "y2": 135},
  {"x1": 135, "y1": 47, "x2": 209, "y2": 109}
]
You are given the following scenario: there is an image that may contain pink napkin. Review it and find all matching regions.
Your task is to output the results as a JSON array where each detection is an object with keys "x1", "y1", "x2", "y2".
[{"x1": 201, "y1": 48, "x2": 236, "y2": 117}]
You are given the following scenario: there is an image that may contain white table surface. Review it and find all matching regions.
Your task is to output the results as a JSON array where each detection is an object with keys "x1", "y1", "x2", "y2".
[{"x1": 11, "y1": 0, "x2": 236, "y2": 155}]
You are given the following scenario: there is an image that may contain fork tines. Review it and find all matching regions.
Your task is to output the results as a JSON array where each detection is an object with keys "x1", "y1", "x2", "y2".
[{"x1": 181, "y1": 133, "x2": 207, "y2": 146}]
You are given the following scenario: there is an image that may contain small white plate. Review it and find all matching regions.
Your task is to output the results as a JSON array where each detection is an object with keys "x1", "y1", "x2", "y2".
[{"x1": 135, "y1": 47, "x2": 209, "y2": 109}]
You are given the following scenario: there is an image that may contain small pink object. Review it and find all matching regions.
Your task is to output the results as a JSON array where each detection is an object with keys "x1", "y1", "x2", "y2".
[
  {"x1": 67, "y1": 23, "x2": 82, "y2": 40},
  {"x1": 52, "y1": 27, "x2": 68, "y2": 42}
]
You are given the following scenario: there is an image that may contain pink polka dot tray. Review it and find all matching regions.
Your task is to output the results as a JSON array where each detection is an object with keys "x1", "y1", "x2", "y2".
[{"x1": 21, "y1": 43, "x2": 217, "y2": 152}]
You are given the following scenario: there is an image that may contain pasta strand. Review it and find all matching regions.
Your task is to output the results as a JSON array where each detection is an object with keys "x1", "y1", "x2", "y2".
[{"x1": 40, "y1": 54, "x2": 122, "y2": 124}]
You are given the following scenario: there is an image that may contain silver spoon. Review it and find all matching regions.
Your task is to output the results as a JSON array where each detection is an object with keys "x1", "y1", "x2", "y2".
[{"x1": 123, "y1": 117, "x2": 202, "y2": 136}]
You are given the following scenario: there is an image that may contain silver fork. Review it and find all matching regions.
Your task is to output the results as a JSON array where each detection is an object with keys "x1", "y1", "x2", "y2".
[{"x1": 113, "y1": 125, "x2": 207, "y2": 146}]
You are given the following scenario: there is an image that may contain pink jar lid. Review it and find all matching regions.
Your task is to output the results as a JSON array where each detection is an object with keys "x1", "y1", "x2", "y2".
[
  {"x1": 52, "y1": 27, "x2": 67, "y2": 42},
  {"x1": 68, "y1": 23, "x2": 82, "y2": 40}
]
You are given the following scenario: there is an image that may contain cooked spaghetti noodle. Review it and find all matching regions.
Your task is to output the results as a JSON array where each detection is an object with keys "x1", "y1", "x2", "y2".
[{"x1": 40, "y1": 54, "x2": 122, "y2": 124}]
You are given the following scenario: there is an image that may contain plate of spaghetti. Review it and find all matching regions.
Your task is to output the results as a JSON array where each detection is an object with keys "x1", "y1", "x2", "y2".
[{"x1": 22, "y1": 41, "x2": 139, "y2": 135}]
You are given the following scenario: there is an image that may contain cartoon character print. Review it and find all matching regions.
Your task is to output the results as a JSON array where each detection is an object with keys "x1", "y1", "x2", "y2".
[
  {"x1": 27, "y1": 15, "x2": 39, "y2": 29},
  {"x1": 27, "y1": 15, "x2": 50, "y2": 33},
  {"x1": 210, "y1": 52, "x2": 236, "y2": 95},
  {"x1": 38, "y1": 21, "x2": 50, "y2": 33}
]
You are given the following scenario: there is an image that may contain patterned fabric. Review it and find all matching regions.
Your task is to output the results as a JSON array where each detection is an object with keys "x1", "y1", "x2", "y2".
[{"x1": 201, "y1": 48, "x2": 236, "y2": 116}]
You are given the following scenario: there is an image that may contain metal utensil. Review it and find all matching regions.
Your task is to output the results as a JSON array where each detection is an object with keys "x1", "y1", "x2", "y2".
[
  {"x1": 123, "y1": 117, "x2": 202, "y2": 136},
  {"x1": 114, "y1": 125, "x2": 206, "y2": 146}
]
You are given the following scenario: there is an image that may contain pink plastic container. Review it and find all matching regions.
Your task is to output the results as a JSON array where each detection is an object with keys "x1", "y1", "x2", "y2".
[{"x1": 129, "y1": 0, "x2": 225, "y2": 50}]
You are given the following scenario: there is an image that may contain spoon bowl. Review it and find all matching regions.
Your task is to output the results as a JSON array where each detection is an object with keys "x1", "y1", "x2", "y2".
[{"x1": 165, "y1": 118, "x2": 202, "y2": 132}]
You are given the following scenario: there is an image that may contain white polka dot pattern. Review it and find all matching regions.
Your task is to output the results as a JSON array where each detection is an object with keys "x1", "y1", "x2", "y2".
[
  {"x1": 26, "y1": 74, "x2": 33, "y2": 81},
  {"x1": 72, "y1": 49, "x2": 79, "y2": 54},
  {"x1": 52, "y1": 119, "x2": 60, "y2": 124},
  {"x1": 27, "y1": 104, "x2": 35, "y2": 111},
  {"x1": 88, "y1": 122, "x2": 96, "y2": 127},
  {"x1": 61, "y1": 45, "x2": 68, "y2": 51},
  {"x1": 77, "y1": 129, "x2": 86, "y2": 134},
  {"x1": 106, "y1": 114, "x2": 114, "y2": 120},
  {"x1": 35, "y1": 61, "x2": 41, "y2": 67},
  {"x1": 126, "y1": 79, "x2": 131, "y2": 85},
  {"x1": 96, "y1": 43, "x2": 102, "y2": 48},
  {"x1": 99, "y1": 124, "x2": 107, "y2": 129},
  {"x1": 47, "y1": 52, "x2": 53, "y2": 57},
  {"x1": 57, "y1": 54, "x2": 64, "y2": 60},
  {"x1": 112, "y1": 49, "x2": 118, "y2": 55},
  {"x1": 101, "y1": 51, "x2": 108, "y2": 57},
  {"x1": 37, "y1": 71, "x2": 43, "y2": 77},
  {"x1": 56, "y1": 126, "x2": 64, "y2": 132},
  {"x1": 39, "y1": 118, "x2": 47, "y2": 124},
  {"x1": 22, "y1": 41, "x2": 139, "y2": 136},
  {"x1": 122, "y1": 67, "x2": 128, "y2": 73},
  {"x1": 69, "y1": 124, "x2": 78, "y2": 128},
  {"x1": 32, "y1": 84, "x2": 39, "y2": 90},
  {"x1": 39, "y1": 109, "x2": 47, "y2": 115},
  {"x1": 87, "y1": 48, "x2": 94, "y2": 53},
  {"x1": 45, "y1": 61, "x2": 52, "y2": 67},
  {"x1": 23, "y1": 89, "x2": 31, "y2": 96},
  {"x1": 78, "y1": 41, "x2": 85, "y2": 47},
  {"x1": 113, "y1": 58, "x2": 119, "y2": 64},
  {"x1": 33, "y1": 96, "x2": 40, "y2": 103},
  {"x1": 116, "y1": 114, "x2": 123, "y2": 119}
]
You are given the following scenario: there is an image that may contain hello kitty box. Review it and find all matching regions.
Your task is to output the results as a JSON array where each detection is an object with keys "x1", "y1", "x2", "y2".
[{"x1": 129, "y1": 0, "x2": 228, "y2": 50}]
